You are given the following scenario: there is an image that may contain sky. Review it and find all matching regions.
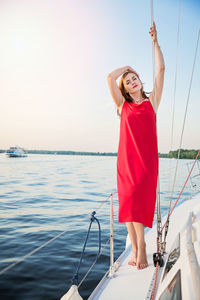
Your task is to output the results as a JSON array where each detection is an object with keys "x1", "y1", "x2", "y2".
[{"x1": 0, "y1": 0, "x2": 200, "y2": 153}]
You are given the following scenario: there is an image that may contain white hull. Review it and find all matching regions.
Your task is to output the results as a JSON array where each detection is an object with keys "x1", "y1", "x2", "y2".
[
  {"x1": 7, "y1": 153, "x2": 27, "y2": 157},
  {"x1": 6, "y1": 146, "x2": 27, "y2": 157}
]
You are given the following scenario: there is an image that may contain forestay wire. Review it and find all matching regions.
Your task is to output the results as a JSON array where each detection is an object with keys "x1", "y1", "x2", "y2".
[
  {"x1": 150, "y1": 3, "x2": 164, "y2": 299},
  {"x1": 150, "y1": 1, "x2": 200, "y2": 298},
  {"x1": 150, "y1": 0, "x2": 162, "y2": 254}
]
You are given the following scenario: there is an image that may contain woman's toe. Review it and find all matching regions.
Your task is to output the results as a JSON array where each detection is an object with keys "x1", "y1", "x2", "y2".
[{"x1": 128, "y1": 260, "x2": 136, "y2": 266}]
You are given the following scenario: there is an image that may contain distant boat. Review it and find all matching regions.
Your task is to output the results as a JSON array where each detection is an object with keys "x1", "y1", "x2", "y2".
[{"x1": 6, "y1": 146, "x2": 27, "y2": 157}]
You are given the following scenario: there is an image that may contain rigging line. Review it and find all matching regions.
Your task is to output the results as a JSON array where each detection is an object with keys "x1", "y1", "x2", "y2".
[
  {"x1": 170, "y1": 0, "x2": 181, "y2": 152},
  {"x1": 150, "y1": 1, "x2": 161, "y2": 218},
  {"x1": 77, "y1": 225, "x2": 126, "y2": 290},
  {"x1": 168, "y1": 28, "x2": 200, "y2": 215},
  {"x1": 167, "y1": 0, "x2": 181, "y2": 197},
  {"x1": 0, "y1": 230, "x2": 68, "y2": 276},
  {"x1": 0, "y1": 192, "x2": 117, "y2": 277},
  {"x1": 150, "y1": 262, "x2": 159, "y2": 300},
  {"x1": 72, "y1": 212, "x2": 101, "y2": 286},
  {"x1": 161, "y1": 149, "x2": 200, "y2": 232},
  {"x1": 150, "y1": 0, "x2": 162, "y2": 252},
  {"x1": 95, "y1": 192, "x2": 118, "y2": 212},
  {"x1": 67, "y1": 225, "x2": 127, "y2": 300}
]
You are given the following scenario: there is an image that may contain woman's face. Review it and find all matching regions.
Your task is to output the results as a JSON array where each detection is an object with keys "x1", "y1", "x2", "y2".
[{"x1": 123, "y1": 72, "x2": 142, "y2": 94}]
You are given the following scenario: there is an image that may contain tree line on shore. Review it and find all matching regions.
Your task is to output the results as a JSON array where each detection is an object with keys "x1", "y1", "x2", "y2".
[
  {"x1": 1, "y1": 148, "x2": 199, "y2": 159},
  {"x1": 167, "y1": 149, "x2": 199, "y2": 159}
]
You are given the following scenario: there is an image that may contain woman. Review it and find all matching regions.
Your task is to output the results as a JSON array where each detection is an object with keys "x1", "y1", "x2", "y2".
[{"x1": 107, "y1": 21, "x2": 165, "y2": 270}]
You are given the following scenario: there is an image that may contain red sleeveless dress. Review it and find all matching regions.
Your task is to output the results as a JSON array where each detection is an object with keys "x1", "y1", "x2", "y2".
[{"x1": 117, "y1": 99, "x2": 158, "y2": 228}]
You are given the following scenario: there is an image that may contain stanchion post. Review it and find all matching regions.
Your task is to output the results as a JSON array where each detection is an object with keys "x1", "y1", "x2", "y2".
[{"x1": 109, "y1": 194, "x2": 114, "y2": 277}]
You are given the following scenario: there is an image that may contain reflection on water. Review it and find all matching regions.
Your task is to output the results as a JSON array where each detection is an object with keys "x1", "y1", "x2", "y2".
[{"x1": 0, "y1": 154, "x2": 197, "y2": 299}]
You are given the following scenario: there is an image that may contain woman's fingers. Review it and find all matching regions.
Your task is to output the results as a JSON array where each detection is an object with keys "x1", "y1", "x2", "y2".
[
  {"x1": 150, "y1": 21, "x2": 156, "y2": 31},
  {"x1": 149, "y1": 21, "x2": 157, "y2": 43},
  {"x1": 128, "y1": 67, "x2": 139, "y2": 77},
  {"x1": 149, "y1": 21, "x2": 157, "y2": 41}
]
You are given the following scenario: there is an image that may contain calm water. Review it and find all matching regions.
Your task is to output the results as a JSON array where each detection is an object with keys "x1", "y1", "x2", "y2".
[{"x1": 0, "y1": 154, "x2": 198, "y2": 299}]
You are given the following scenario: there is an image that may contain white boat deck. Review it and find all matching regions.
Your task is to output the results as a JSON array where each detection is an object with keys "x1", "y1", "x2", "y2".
[{"x1": 88, "y1": 192, "x2": 200, "y2": 300}]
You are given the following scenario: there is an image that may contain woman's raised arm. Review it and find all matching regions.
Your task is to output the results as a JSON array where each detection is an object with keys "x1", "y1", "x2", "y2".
[
  {"x1": 149, "y1": 21, "x2": 165, "y2": 113},
  {"x1": 107, "y1": 66, "x2": 138, "y2": 108}
]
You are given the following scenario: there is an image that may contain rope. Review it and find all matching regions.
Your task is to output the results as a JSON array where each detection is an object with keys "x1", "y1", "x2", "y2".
[
  {"x1": 64, "y1": 193, "x2": 121, "y2": 300},
  {"x1": 66, "y1": 225, "x2": 126, "y2": 300},
  {"x1": 77, "y1": 225, "x2": 126, "y2": 289},
  {"x1": 150, "y1": 262, "x2": 159, "y2": 300},
  {"x1": 72, "y1": 192, "x2": 120, "y2": 289},
  {"x1": 149, "y1": 235, "x2": 160, "y2": 300},
  {"x1": 161, "y1": 149, "x2": 200, "y2": 232},
  {"x1": 0, "y1": 193, "x2": 116, "y2": 277},
  {"x1": 77, "y1": 194, "x2": 125, "y2": 288},
  {"x1": 95, "y1": 192, "x2": 118, "y2": 212},
  {"x1": 71, "y1": 211, "x2": 101, "y2": 285}
]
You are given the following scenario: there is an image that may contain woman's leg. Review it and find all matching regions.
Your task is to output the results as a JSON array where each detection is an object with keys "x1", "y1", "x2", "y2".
[
  {"x1": 126, "y1": 222, "x2": 138, "y2": 266},
  {"x1": 132, "y1": 222, "x2": 148, "y2": 269}
]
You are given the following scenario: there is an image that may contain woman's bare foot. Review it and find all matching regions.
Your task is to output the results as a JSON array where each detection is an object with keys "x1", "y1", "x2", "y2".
[
  {"x1": 128, "y1": 250, "x2": 137, "y2": 266},
  {"x1": 136, "y1": 242, "x2": 148, "y2": 270}
]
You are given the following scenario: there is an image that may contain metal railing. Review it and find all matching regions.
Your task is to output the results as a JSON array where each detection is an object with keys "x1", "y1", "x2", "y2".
[{"x1": 186, "y1": 160, "x2": 200, "y2": 191}]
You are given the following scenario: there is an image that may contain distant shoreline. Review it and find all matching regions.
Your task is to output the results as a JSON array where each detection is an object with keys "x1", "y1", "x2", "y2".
[{"x1": 1, "y1": 149, "x2": 199, "y2": 159}]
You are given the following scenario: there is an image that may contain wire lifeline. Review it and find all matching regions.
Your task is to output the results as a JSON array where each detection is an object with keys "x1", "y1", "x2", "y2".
[
  {"x1": 161, "y1": 149, "x2": 200, "y2": 232},
  {"x1": 0, "y1": 230, "x2": 68, "y2": 276},
  {"x1": 77, "y1": 225, "x2": 126, "y2": 291},
  {"x1": 67, "y1": 193, "x2": 123, "y2": 300},
  {"x1": 95, "y1": 192, "x2": 118, "y2": 213},
  {"x1": 0, "y1": 193, "x2": 113, "y2": 277},
  {"x1": 67, "y1": 221, "x2": 126, "y2": 299},
  {"x1": 71, "y1": 211, "x2": 101, "y2": 285},
  {"x1": 76, "y1": 193, "x2": 123, "y2": 288}
]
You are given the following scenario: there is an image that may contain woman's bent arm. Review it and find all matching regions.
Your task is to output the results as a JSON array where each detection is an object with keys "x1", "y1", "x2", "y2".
[{"x1": 107, "y1": 66, "x2": 137, "y2": 108}]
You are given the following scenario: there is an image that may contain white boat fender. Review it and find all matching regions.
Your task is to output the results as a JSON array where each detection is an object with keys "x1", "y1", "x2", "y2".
[{"x1": 60, "y1": 285, "x2": 83, "y2": 300}]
